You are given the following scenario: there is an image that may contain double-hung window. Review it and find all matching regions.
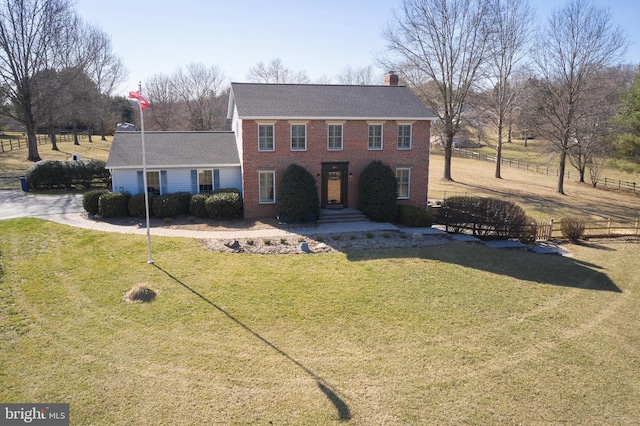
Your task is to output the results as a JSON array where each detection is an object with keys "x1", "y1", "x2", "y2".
[
  {"x1": 198, "y1": 170, "x2": 213, "y2": 193},
  {"x1": 368, "y1": 124, "x2": 383, "y2": 150},
  {"x1": 328, "y1": 124, "x2": 343, "y2": 150},
  {"x1": 258, "y1": 171, "x2": 275, "y2": 204},
  {"x1": 291, "y1": 124, "x2": 306, "y2": 151},
  {"x1": 258, "y1": 124, "x2": 274, "y2": 151},
  {"x1": 396, "y1": 168, "x2": 410, "y2": 199},
  {"x1": 398, "y1": 124, "x2": 412, "y2": 149},
  {"x1": 146, "y1": 171, "x2": 161, "y2": 195}
]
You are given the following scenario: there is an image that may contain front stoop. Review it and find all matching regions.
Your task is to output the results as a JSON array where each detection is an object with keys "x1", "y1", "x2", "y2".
[{"x1": 318, "y1": 208, "x2": 368, "y2": 224}]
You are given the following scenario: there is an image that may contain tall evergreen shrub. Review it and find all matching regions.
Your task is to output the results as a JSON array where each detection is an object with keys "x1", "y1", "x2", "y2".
[
  {"x1": 358, "y1": 160, "x2": 398, "y2": 222},
  {"x1": 277, "y1": 164, "x2": 319, "y2": 223}
]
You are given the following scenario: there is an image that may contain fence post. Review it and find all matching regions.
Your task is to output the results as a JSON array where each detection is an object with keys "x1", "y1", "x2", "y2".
[
  {"x1": 607, "y1": 218, "x2": 612, "y2": 237},
  {"x1": 635, "y1": 219, "x2": 639, "y2": 236}
]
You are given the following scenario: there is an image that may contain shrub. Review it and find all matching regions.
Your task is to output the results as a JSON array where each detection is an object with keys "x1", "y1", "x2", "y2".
[
  {"x1": 174, "y1": 192, "x2": 192, "y2": 215},
  {"x1": 358, "y1": 160, "x2": 398, "y2": 222},
  {"x1": 83, "y1": 189, "x2": 110, "y2": 215},
  {"x1": 25, "y1": 159, "x2": 108, "y2": 190},
  {"x1": 277, "y1": 164, "x2": 319, "y2": 223},
  {"x1": 189, "y1": 193, "x2": 210, "y2": 218},
  {"x1": 205, "y1": 192, "x2": 241, "y2": 219},
  {"x1": 441, "y1": 196, "x2": 530, "y2": 240},
  {"x1": 128, "y1": 193, "x2": 153, "y2": 218},
  {"x1": 397, "y1": 205, "x2": 434, "y2": 227},
  {"x1": 98, "y1": 192, "x2": 131, "y2": 218},
  {"x1": 560, "y1": 217, "x2": 586, "y2": 242},
  {"x1": 152, "y1": 194, "x2": 183, "y2": 218}
]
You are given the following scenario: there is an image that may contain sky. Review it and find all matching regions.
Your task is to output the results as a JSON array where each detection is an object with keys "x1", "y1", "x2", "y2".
[{"x1": 75, "y1": 0, "x2": 640, "y2": 97}]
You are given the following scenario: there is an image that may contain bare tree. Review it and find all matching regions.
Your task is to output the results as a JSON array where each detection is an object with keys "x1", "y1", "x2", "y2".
[
  {"x1": 336, "y1": 65, "x2": 375, "y2": 85},
  {"x1": 0, "y1": 0, "x2": 76, "y2": 161},
  {"x1": 246, "y1": 58, "x2": 310, "y2": 84},
  {"x1": 481, "y1": 0, "x2": 534, "y2": 178},
  {"x1": 172, "y1": 63, "x2": 228, "y2": 131},
  {"x1": 383, "y1": 0, "x2": 489, "y2": 181},
  {"x1": 83, "y1": 26, "x2": 127, "y2": 140},
  {"x1": 145, "y1": 73, "x2": 179, "y2": 131},
  {"x1": 533, "y1": 0, "x2": 628, "y2": 194}
]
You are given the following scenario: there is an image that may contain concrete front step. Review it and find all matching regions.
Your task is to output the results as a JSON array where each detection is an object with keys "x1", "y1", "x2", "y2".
[{"x1": 318, "y1": 208, "x2": 368, "y2": 224}]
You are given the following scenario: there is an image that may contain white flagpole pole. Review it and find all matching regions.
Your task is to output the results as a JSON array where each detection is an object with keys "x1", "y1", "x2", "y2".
[{"x1": 139, "y1": 82, "x2": 153, "y2": 264}]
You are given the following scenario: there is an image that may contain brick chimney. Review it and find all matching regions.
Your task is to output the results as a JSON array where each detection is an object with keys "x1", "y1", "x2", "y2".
[{"x1": 385, "y1": 71, "x2": 399, "y2": 86}]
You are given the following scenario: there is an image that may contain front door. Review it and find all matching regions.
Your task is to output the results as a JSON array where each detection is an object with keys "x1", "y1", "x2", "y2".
[{"x1": 321, "y1": 162, "x2": 349, "y2": 208}]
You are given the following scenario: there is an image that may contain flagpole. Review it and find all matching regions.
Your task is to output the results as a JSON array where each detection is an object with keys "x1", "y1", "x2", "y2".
[{"x1": 139, "y1": 82, "x2": 153, "y2": 265}]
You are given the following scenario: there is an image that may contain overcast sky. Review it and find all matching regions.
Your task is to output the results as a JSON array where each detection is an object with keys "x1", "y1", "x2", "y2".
[{"x1": 75, "y1": 0, "x2": 640, "y2": 96}]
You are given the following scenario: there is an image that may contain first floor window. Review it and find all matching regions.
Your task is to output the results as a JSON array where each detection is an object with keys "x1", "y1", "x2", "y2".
[
  {"x1": 368, "y1": 124, "x2": 382, "y2": 150},
  {"x1": 259, "y1": 124, "x2": 274, "y2": 151},
  {"x1": 146, "y1": 171, "x2": 160, "y2": 195},
  {"x1": 259, "y1": 171, "x2": 275, "y2": 203},
  {"x1": 328, "y1": 124, "x2": 343, "y2": 150},
  {"x1": 396, "y1": 168, "x2": 410, "y2": 199},
  {"x1": 199, "y1": 170, "x2": 213, "y2": 193},
  {"x1": 291, "y1": 124, "x2": 306, "y2": 151},
  {"x1": 398, "y1": 124, "x2": 412, "y2": 149}
]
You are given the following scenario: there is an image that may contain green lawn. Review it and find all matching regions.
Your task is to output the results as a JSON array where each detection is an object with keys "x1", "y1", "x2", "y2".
[{"x1": 1, "y1": 219, "x2": 639, "y2": 424}]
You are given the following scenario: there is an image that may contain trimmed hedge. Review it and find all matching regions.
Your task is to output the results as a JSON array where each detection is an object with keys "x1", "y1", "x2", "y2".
[
  {"x1": 25, "y1": 159, "x2": 109, "y2": 190},
  {"x1": 358, "y1": 160, "x2": 398, "y2": 222},
  {"x1": 205, "y1": 192, "x2": 241, "y2": 219},
  {"x1": 152, "y1": 194, "x2": 184, "y2": 218},
  {"x1": 189, "y1": 193, "x2": 210, "y2": 218},
  {"x1": 277, "y1": 164, "x2": 319, "y2": 223},
  {"x1": 128, "y1": 193, "x2": 154, "y2": 218},
  {"x1": 397, "y1": 205, "x2": 434, "y2": 227},
  {"x1": 441, "y1": 196, "x2": 533, "y2": 241},
  {"x1": 98, "y1": 192, "x2": 131, "y2": 218},
  {"x1": 83, "y1": 189, "x2": 110, "y2": 215}
]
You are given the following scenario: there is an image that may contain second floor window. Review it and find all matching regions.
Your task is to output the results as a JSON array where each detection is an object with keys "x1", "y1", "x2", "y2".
[
  {"x1": 291, "y1": 124, "x2": 306, "y2": 151},
  {"x1": 368, "y1": 124, "x2": 382, "y2": 150},
  {"x1": 259, "y1": 124, "x2": 274, "y2": 151},
  {"x1": 328, "y1": 124, "x2": 343, "y2": 150},
  {"x1": 398, "y1": 124, "x2": 412, "y2": 149}
]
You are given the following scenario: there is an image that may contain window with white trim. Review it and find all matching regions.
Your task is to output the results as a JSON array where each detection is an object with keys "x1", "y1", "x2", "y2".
[
  {"x1": 398, "y1": 124, "x2": 412, "y2": 149},
  {"x1": 291, "y1": 124, "x2": 306, "y2": 151},
  {"x1": 146, "y1": 171, "x2": 160, "y2": 195},
  {"x1": 396, "y1": 168, "x2": 410, "y2": 199},
  {"x1": 368, "y1": 124, "x2": 383, "y2": 150},
  {"x1": 198, "y1": 170, "x2": 213, "y2": 193},
  {"x1": 328, "y1": 124, "x2": 343, "y2": 150},
  {"x1": 258, "y1": 124, "x2": 274, "y2": 151},
  {"x1": 258, "y1": 171, "x2": 275, "y2": 203}
]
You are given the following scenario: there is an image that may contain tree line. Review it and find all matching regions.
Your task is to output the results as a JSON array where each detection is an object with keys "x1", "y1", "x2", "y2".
[
  {"x1": 382, "y1": 0, "x2": 638, "y2": 194},
  {"x1": 0, "y1": 0, "x2": 129, "y2": 162}
]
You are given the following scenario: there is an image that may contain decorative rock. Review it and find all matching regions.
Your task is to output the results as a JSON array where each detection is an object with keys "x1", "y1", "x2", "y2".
[
  {"x1": 316, "y1": 243, "x2": 328, "y2": 250},
  {"x1": 298, "y1": 242, "x2": 311, "y2": 253},
  {"x1": 412, "y1": 233, "x2": 424, "y2": 241},
  {"x1": 224, "y1": 240, "x2": 241, "y2": 251}
]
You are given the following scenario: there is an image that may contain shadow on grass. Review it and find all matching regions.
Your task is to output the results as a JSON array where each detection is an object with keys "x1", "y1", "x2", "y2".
[
  {"x1": 153, "y1": 264, "x2": 352, "y2": 422},
  {"x1": 345, "y1": 242, "x2": 621, "y2": 293}
]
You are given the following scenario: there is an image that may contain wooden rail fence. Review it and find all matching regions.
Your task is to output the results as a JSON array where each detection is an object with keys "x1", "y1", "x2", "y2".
[
  {"x1": 447, "y1": 147, "x2": 638, "y2": 192},
  {"x1": 536, "y1": 218, "x2": 640, "y2": 240},
  {"x1": 0, "y1": 133, "x2": 74, "y2": 153}
]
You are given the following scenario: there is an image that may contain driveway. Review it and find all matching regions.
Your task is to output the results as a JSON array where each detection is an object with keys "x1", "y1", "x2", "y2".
[{"x1": 0, "y1": 190, "x2": 84, "y2": 221}]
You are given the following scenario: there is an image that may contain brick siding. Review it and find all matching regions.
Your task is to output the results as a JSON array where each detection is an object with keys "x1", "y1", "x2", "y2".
[{"x1": 241, "y1": 119, "x2": 431, "y2": 219}]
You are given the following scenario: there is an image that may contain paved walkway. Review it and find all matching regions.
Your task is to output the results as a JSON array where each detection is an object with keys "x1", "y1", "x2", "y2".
[{"x1": 0, "y1": 191, "x2": 567, "y2": 255}]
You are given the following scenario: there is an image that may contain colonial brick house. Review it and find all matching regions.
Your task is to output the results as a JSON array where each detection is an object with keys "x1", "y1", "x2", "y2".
[
  {"x1": 228, "y1": 72, "x2": 436, "y2": 218},
  {"x1": 107, "y1": 72, "x2": 436, "y2": 220}
]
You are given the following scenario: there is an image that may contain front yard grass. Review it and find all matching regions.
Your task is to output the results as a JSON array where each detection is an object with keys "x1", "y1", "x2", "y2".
[{"x1": 1, "y1": 219, "x2": 639, "y2": 424}]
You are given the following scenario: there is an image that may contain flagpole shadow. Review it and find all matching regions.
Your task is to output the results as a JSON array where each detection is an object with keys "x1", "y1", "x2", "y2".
[{"x1": 153, "y1": 264, "x2": 352, "y2": 422}]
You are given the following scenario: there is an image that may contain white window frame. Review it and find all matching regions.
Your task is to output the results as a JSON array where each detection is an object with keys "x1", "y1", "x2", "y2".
[
  {"x1": 396, "y1": 168, "x2": 410, "y2": 199},
  {"x1": 258, "y1": 124, "x2": 275, "y2": 152},
  {"x1": 146, "y1": 171, "x2": 161, "y2": 195},
  {"x1": 327, "y1": 123, "x2": 343, "y2": 151},
  {"x1": 368, "y1": 123, "x2": 383, "y2": 150},
  {"x1": 258, "y1": 171, "x2": 276, "y2": 204},
  {"x1": 198, "y1": 169, "x2": 213, "y2": 193},
  {"x1": 290, "y1": 123, "x2": 307, "y2": 151},
  {"x1": 398, "y1": 124, "x2": 412, "y2": 150}
]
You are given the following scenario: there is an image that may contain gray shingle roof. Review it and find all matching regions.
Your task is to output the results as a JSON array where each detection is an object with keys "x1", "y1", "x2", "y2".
[
  {"x1": 229, "y1": 83, "x2": 436, "y2": 120},
  {"x1": 106, "y1": 131, "x2": 239, "y2": 169}
]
